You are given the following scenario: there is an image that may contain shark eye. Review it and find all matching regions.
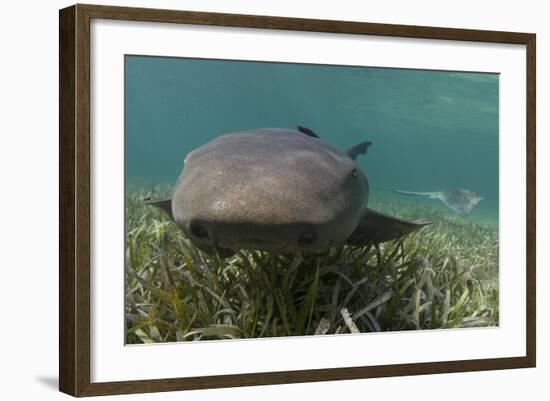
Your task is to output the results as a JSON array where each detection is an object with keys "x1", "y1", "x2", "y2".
[
  {"x1": 189, "y1": 221, "x2": 209, "y2": 239},
  {"x1": 298, "y1": 230, "x2": 317, "y2": 247},
  {"x1": 352, "y1": 169, "x2": 358, "y2": 178}
]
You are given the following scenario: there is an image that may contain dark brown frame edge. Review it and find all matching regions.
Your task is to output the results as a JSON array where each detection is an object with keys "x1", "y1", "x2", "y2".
[{"x1": 59, "y1": 3, "x2": 536, "y2": 397}]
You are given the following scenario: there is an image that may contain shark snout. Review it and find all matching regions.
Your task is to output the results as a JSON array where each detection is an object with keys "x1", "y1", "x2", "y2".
[{"x1": 184, "y1": 219, "x2": 328, "y2": 253}]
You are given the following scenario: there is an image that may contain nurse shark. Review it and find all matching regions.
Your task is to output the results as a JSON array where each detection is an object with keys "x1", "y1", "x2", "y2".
[{"x1": 146, "y1": 127, "x2": 431, "y2": 256}]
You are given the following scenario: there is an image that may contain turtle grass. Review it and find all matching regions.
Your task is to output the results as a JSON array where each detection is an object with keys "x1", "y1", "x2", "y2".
[{"x1": 125, "y1": 187, "x2": 499, "y2": 344}]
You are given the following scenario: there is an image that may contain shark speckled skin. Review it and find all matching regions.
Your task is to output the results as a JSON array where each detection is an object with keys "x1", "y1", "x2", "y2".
[{"x1": 146, "y1": 127, "x2": 430, "y2": 256}]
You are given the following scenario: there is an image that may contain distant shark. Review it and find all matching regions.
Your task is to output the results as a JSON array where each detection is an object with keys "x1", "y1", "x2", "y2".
[{"x1": 394, "y1": 189, "x2": 484, "y2": 215}]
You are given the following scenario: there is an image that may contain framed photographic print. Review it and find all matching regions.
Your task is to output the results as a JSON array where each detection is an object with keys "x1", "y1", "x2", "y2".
[{"x1": 59, "y1": 4, "x2": 536, "y2": 397}]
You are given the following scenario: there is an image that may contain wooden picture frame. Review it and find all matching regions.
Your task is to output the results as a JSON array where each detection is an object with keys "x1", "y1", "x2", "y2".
[{"x1": 59, "y1": 3, "x2": 536, "y2": 397}]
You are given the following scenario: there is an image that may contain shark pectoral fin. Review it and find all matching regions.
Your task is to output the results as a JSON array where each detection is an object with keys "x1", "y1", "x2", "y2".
[
  {"x1": 346, "y1": 141, "x2": 372, "y2": 160},
  {"x1": 347, "y1": 208, "x2": 431, "y2": 246},
  {"x1": 144, "y1": 196, "x2": 174, "y2": 220}
]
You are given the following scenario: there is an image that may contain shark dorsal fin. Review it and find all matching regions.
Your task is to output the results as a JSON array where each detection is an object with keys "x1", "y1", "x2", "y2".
[
  {"x1": 297, "y1": 126, "x2": 319, "y2": 138},
  {"x1": 346, "y1": 141, "x2": 372, "y2": 160},
  {"x1": 297, "y1": 125, "x2": 371, "y2": 160}
]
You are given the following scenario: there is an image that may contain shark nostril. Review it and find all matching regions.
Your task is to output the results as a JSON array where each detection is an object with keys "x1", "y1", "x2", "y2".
[
  {"x1": 297, "y1": 230, "x2": 317, "y2": 247},
  {"x1": 189, "y1": 221, "x2": 209, "y2": 239}
]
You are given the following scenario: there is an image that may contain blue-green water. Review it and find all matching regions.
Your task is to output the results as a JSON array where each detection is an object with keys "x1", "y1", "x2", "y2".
[{"x1": 125, "y1": 55, "x2": 499, "y2": 225}]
